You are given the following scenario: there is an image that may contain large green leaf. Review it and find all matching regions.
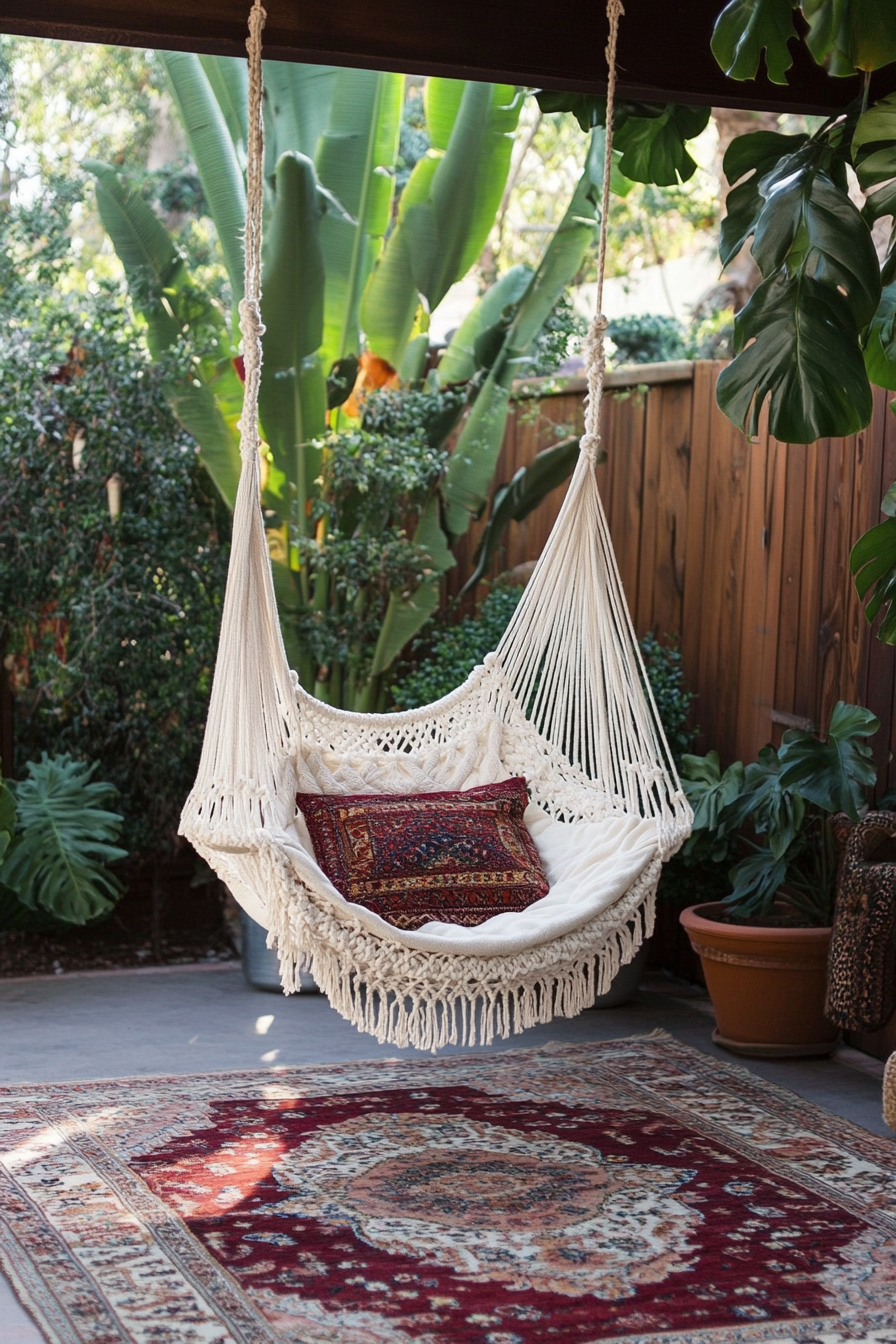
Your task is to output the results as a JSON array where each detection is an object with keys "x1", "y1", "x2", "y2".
[
  {"x1": 361, "y1": 81, "x2": 523, "y2": 366},
  {"x1": 86, "y1": 160, "x2": 243, "y2": 506},
  {"x1": 778, "y1": 701, "x2": 879, "y2": 820},
  {"x1": 711, "y1": 0, "x2": 800, "y2": 83},
  {"x1": 2, "y1": 755, "x2": 126, "y2": 926},
  {"x1": 438, "y1": 265, "x2": 533, "y2": 385},
  {"x1": 864, "y1": 281, "x2": 896, "y2": 389},
  {"x1": 199, "y1": 55, "x2": 248, "y2": 157},
  {"x1": 263, "y1": 62, "x2": 339, "y2": 173},
  {"x1": 614, "y1": 104, "x2": 710, "y2": 186},
  {"x1": 717, "y1": 148, "x2": 879, "y2": 440},
  {"x1": 720, "y1": 131, "x2": 809, "y2": 266},
  {"x1": 86, "y1": 160, "x2": 185, "y2": 356},
  {"x1": 259, "y1": 152, "x2": 327, "y2": 520},
  {"x1": 369, "y1": 497, "x2": 455, "y2": 678},
  {"x1": 722, "y1": 745, "x2": 806, "y2": 857},
  {"x1": 851, "y1": 511, "x2": 896, "y2": 643},
  {"x1": 803, "y1": 0, "x2": 896, "y2": 75},
  {"x1": 442, "y1": 135, "x2": 601, "y2": 539},
  {"x1": 680, "y1": 751, "x2": 745, "y2": 862},
  {"x1": 726, "y1": 849, "x2": 792, "y2": 920},
  {"x1": 536, "y1": 92, "x2": 709, "y2": 185},
  {"x1": 853, "y1": 91, "x2": 896, "y2": 189},
  {"x1": 315, "y1": 70, "x2": 403, "y2": 370},
  {"x1": 160, "y1": 51, "x2": 247, "y2": 305},
  {"x1": 459, "y1": 436, "x2": 579, "y2": 595}
]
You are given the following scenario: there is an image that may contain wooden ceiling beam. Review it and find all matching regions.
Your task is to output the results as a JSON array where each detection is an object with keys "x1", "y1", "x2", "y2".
[{"x1": 2, "y1": 0, "x2": 894, "y2": 114}]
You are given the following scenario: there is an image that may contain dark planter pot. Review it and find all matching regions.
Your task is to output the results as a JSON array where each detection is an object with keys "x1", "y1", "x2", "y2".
[
  {"x1": 591, "y1": 937, "x2": 651, "y2": 1008},
  {"x1": 240, "y1": 912, "x2": 318, "y2": 993},
  {"x1": 679, "y1": 902, "x2": 838, "y2": 1058}
]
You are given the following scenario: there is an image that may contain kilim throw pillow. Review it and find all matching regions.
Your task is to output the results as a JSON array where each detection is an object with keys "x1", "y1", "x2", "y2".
[{"x1": 295, "y1": 778, "x2": 549, "y2": 930}]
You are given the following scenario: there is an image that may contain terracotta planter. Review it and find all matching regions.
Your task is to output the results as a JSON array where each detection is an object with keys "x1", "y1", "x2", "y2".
[{"x1": 679, "y1": 902, "x2": 839, "y2": 1058}]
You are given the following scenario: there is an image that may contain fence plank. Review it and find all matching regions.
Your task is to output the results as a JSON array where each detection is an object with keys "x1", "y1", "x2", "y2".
[{"x1": 473, "y1": 365, "x2": 895, "y2": 772}]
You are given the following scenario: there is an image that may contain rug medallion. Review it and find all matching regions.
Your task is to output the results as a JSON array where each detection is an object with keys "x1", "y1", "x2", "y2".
[{"x1": 0, "y1": 1031, "x2": 894, "y2": 1343}]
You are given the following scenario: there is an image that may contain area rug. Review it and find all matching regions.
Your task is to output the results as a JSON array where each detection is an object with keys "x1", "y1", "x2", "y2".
[{"x1": 1, "y1": 1032, "x2": 894, "y2": 1344}]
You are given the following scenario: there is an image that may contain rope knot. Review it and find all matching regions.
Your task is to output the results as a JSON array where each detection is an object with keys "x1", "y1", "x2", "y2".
[
  {"x1": 238, "y1": 297, "x2": 265, "y2": 340},
  {"x1": 580, "y1": 432, "x2": 602, "y2": 464}
]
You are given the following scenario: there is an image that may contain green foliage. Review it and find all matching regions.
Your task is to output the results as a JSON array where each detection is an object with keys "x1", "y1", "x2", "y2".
[
  {"x1": 850, "y1": 487, "x2": 896, "y2": 642},
  {"x1": 86, "y1": 63, "x2": 593, "y2": 709},
  {"x1": 710, "y1": 1, "x2": 896, "y2": 448},
  {"x1": 638, "y1": 635, "x2": 696, "y2": 762},
  {"x1": 459, "y1": 437, "x2": 580, "y2": 597},
  {"x1": 681, "y1": 701, "x2": 880, "y2": 925},
  {"x1": 609, "y1": 314, "x2": 688, "y2": 365},
  {"x1": 299, "y1": 388, "x2": 462, "y2": 706},
  {"x1": 0, "y1": 272, "x2": 230, "y2": 856},
  {"x1": 0, "y1": 756, "x2": 126, "y2": 927},
  {"x1": 390, "y1": 588, "x2": 525, "y2": 709},
  {"x1": 522, "y1": 293, "x2": 588, "y2": 378},
  {"x1": 717, "y1": 128, "x2": 879, "y2": 442},
  {"x1": 535, "y1": 91, "x2": 710, "y2": 185}
]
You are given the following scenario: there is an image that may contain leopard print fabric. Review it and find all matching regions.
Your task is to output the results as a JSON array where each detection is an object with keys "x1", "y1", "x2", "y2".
[{"x1": 826, "y1": 811, "x2": 896, "y2": 1033}]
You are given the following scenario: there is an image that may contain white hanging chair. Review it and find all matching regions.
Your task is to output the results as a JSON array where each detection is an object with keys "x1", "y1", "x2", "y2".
[{"x1": 180, "y1": 0, "x2": 693, "y2": 1051}]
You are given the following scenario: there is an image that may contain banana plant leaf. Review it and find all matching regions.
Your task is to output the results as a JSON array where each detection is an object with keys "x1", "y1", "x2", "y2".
[
  {"x1": 778, "y1": 700, "x2": 879, "y2": 821},
  {"x1": 717, "y1": 145, "x2": 880, "y2": 441},
  {"x1": 315, "y1": 70, "x2": 403, "y2": 372},
  {"x1": 160, "y1": 51, "x2": 247, "y2": 306},
  {"x1": 199, "y1": 55, "x2": 247, "y2": 158},
  {"x1": 459, "y1": 436, "x2": 579, "y2": 596},
  {"x1": 441, "y1": 133, "x2": 602, "y2": 540},
  {"x1": 361, "y1": 81, "x2": 523, "y2": 367},
  {"x1": 438, "y1": 265, "x2": 533, "y2": 385},
  {"x1": 86, "y1": 160, "x2": 244, "y2": 506},
  {"x1": 263, "y1": 62, "x2": 339, "y2": 176},
  {"x1": 369, "y1": 497, "x2": 456, "y2": 679},
  {"x1": 258, "y1": 151, "x2": 327, "y2": 523}
]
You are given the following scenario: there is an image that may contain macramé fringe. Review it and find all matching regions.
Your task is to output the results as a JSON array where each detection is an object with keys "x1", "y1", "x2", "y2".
[{"x1": 259, "y1": 846, "x2": 660, "y2": 1052}]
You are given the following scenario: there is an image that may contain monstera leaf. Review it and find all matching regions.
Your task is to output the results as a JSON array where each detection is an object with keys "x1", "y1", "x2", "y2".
[
  {"x1": 721, "y1": 745, "x2": 806, "y2": 858},
  {"x1": 778, "y1": 701, "x2": 879, "y2": 820},
  {"x1": 1, "y1": 756, "x2": 127, "y2": 926},
  {"x1": 680, "y1": 751, "x2": 745, "y2": 863},
  {"x1": 850, "y1": 485, "x2": 896, "y2": 644},
  {"x1": 803, "y1": 0, "x2": 896, "y2": 75},
  {"x1": 719, "y1": 131, "x2": 809, "y2": 266},
  {"x1": 535, "y1": 91, "x2": 709, "y2": 185},
  {"x1": 711, "y1": 0, "x2": 800, "y2": 82},
  {"x1": 717, "y1": 145, "x2": 880, "y2": 441}
]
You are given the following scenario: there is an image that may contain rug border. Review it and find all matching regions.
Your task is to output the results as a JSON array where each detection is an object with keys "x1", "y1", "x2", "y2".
[{"x1": 0, "y1": 1028, "x2": 889, "y2": 1163}]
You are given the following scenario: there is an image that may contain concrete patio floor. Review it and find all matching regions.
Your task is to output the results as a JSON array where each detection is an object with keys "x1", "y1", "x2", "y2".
[{"x1": 0, "y1": 962, "x2": 890, "y2": 1342}]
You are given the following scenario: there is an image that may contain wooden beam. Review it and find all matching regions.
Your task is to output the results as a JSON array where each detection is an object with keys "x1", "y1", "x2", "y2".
[{"x1": 2, "y1": 0, "x2": 892, "y2": 114}]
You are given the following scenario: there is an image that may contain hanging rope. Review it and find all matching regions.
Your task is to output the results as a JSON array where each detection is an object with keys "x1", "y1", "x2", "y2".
[
  {"x1": 237, "y1": 0, "x2": 267, "y2": 469},
  {"x1": 581, "y1": 0, "x2": 623, "y2": 465}
]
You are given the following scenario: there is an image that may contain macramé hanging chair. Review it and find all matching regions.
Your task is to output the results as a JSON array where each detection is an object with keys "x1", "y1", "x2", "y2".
[{"x1": 180, "y1": 0, "x2": 693, "y2": 1051}]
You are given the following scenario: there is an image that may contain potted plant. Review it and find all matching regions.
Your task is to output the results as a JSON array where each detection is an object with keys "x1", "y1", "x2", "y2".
[{"x1": 678, "y1": 702, "x2": 879, "y2": 1057}]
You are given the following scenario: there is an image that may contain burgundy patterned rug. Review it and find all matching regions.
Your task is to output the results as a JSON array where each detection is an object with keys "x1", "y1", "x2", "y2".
[{"x1": 1, "y1": 1031, "x2": 894, "y2": 1344}]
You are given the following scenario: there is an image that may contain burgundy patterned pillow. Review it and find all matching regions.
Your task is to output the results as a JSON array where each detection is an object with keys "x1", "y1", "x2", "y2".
[{"x1": 296, "y1": 778, "x2": 549, "y2": 930}]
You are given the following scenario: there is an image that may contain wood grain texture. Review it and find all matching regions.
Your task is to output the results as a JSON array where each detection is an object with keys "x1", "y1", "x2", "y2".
[{"x1": 477, "y1": 364, "x2": 896, "y2": 778}]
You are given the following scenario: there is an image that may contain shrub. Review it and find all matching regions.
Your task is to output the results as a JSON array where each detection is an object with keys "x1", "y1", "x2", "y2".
[
  {"x1": 0, "y1": 286, "x2": 230, "y2": 856},
  {"x1": 391, "y1": 588, "x2": 525, "y2": 709},
  {"x1": 608, "y1": 313, "x2": 688, "y2": 365}
]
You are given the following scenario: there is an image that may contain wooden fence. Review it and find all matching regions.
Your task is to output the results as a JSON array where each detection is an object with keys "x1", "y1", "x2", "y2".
[{"x1": 455, "y1": 360, "x2": 896, "y2": 790}]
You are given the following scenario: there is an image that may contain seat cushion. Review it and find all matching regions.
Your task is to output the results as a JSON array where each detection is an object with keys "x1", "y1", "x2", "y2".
[{"x1": 295, "y1": 778, "x2": 549, "y2": 930}]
